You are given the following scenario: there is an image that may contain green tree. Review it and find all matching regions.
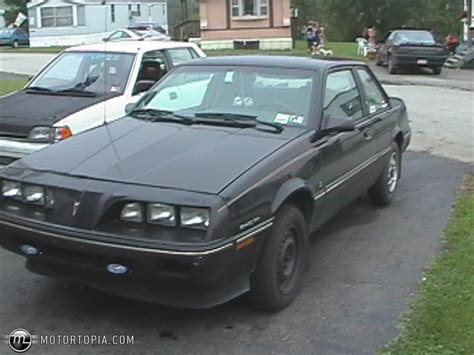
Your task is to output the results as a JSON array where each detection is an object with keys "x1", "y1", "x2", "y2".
[{"x1": 3, "y1": 0, "x2": 28, "y2": 27}]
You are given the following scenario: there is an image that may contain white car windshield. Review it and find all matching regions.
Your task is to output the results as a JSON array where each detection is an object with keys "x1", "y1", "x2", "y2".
[
  {"x1": 134, "y1": 66, "x2": 315, "y2": 128},
  {"x1": 28, "y1": 52, "x2": 135, "y2": 96}
]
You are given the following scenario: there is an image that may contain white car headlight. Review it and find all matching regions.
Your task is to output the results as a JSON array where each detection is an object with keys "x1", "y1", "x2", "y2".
[
  {"x1": 2, "y1": 180, "x2": 22, "y2": 200},
  {"x1": 120, "y1": 202, "x2": 144, "y2": 223},
  {"x1": 147, "y1": 203, "x2": 176, "y2": 226},
  {"x1": 23, "y1": 185, "x2": 45, "y2": 205},
  {"x1": 180, "y1": 207, "x2": 210, "y2": 230},
  {"x1": 28, "y1": 126, "x2": 72, "y2": 143}
]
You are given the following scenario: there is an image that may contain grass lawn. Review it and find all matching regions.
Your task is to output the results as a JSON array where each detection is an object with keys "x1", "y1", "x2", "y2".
[
  {"x1": 207, "y1": 41, "x2": 360, "y2": 59},
  {"x1": 0, "y1": 41, "x2": 360, "y2": 59},
  {"x1": 0, "y1": 79, "x2": 28, "y2": 96},
  {"x1": 382, "y1": 176, "x2": 474, "y2": 354}
]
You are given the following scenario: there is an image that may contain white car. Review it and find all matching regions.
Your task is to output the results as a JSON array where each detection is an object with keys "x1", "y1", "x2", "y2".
[
  {"x1": 0, "y1": 41, "x2": 206, "y2": 168},
  {"x1": 104, "y1": 28, "x2": 170, "y2": 42}
]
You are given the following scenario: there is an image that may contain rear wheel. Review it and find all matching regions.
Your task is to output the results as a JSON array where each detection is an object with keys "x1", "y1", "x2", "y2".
[
  {"x1": 432, "y1": 66, "x2": 442, "y2": 75},
  {"x1": 248, "y1": 204, "x2": 308, "y2": 310},
  {"x1": 376, "y1": 54, "x2": 384, "y2": 66},
  {"x1": 12, "y1": 40, "x2": 19, "y2": 48},
  {"x1": 368, "y1": 142, "x2": 401, "y2": 206}
]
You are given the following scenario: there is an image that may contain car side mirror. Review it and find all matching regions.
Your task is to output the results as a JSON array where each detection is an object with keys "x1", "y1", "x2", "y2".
[
  {"x1": 125, "y1": 103, "x2": 136, "y2": 115},
  {"x1": 133, "y1": 80, "x2": 155, "y2": 95},
  {"x1": 103, "y1": 37, "x2": 108, "y2": 42},
  {"x1": 321, "y1": 116, "x2": 356, "y2": 134}
]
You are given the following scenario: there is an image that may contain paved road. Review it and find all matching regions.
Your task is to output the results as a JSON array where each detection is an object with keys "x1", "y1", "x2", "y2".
[{"x1": 0, "y1": 153, "x2": 469, "y2": 355}]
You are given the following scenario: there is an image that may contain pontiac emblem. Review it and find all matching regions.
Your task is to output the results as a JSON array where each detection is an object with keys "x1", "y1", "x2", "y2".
[{"x1": 72, "y1": 200, "x2": 81, "y2": 216}]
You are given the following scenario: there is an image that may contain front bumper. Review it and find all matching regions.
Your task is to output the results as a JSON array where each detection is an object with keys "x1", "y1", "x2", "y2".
[
  {"x1": 392, "y1": 54, "x2": 446, "y2": 67},
  {"x1": 0, "y1": 138, "x2": 49, "y2": 169},
  {"x1": 0, "y1": 214, "x2": 273, "y2": 308}
]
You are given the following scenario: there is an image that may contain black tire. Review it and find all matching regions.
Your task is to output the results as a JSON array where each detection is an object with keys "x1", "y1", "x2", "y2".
[
  {"x1": 388, "y1": 57, "x2": 398, "y2": 74},
  {"x1": 248, "y1": 204, "x2": 309, "y2": 311},
  {"x1": 12, "y1": 40, "x2": 19, "y2": 48},
  {"x1": 432, "y1": 66, "x2": 442, "y2": 75},
  {"x1": 368, "y1": 142, "x2": 401, "y2": 206},
  {"x1": 376, "y1": 55, "x2": 384, "y2": 66}
]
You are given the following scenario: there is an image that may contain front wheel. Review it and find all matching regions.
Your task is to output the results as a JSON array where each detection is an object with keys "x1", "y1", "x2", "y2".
[
  {"x1": 368, "y1": 142, "x2": 401, "y2": 206},
  {"x1": 376, "y1": 54, "x2": 384, "y2": 66},
  {"x1": 388, "y1": 57, "x2": 398, "y2": 74},
  {"x1": 12, "y1": 40, "x2": 19, "y2": 48},
  {"x1": 248, "y1": 204, "x2": 308, "y2": 310},
  {"x1": 432, "y1": 66, "x2": 442, "y2": 75}
]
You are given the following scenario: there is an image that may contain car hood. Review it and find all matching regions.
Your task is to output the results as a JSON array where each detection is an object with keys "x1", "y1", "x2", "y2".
[
  {"x1": 0, "y1": 91, "x2": 113, "y2": 137},
  {"x1": 16, "y1": 118, "x2": 301, "y2": 194}
]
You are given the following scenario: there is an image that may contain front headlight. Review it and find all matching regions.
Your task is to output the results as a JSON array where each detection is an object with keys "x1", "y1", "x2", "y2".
[
  {"x1": 180, "y1": 207, "x2": 210, "y2": 230},
  {"x1": 2, "y1": 180, "x2": 22, "y2": 200},
  {"x1": 120, "y1": 202, "x2": 144, "y2": 223},
  {"x1": 147, "y1": 203, "x2": 176, "y2": 226},
  {"x1": 23, "y1": 185, "x2": 45, "y2": 205},
  {"x1": 28, "y1": 126, "x2": 72, "y2": 143}
]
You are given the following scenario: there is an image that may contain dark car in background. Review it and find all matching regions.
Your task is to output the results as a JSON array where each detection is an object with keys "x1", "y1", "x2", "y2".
[
  {"x1": 0, "y1": 27, "x2": 29, "y2": 48},
  {"x1": 128, "y1": 22, "x2": 167, "y2": 35},
  {"x1": 376, "y1": 29, "x2": 447, "y2": 75},
  {"x1": 0, "y1": 56, "x2": 411, "y2": 310}
]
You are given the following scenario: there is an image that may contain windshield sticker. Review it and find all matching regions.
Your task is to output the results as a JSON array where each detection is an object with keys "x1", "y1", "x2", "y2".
[
  {"x1": 110, "y1": 86, "x2": 120, "y2": 93},
  {"x1": 109, "y1": 66, "x2": 117, "y2": 75},
  {"x1": 274, "y1": 113, "x2": 291, "y2": 124},
  {"x1": 225, "y1": 71, "x2": 234, "y2": 83},
  {"x1": 243, "y1": 97, "x2": 254, "y2": 107},
  {"x1": 233, "y1": 96, "x2": 244, "y2": 106},
  {"x1": 369, "y1": 105, "x2": 377, "y2": 114},
  {"x1": 289, "y1": 115, "x2": 305, "y2": 125}
]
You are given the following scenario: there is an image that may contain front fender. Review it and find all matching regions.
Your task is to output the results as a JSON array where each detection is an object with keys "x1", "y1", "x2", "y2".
[{"x1": 270, "y1": 177, "x2": 313, "y2": 215}]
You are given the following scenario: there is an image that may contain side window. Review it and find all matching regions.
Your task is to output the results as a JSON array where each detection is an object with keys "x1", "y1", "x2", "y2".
[
  {"x1": 323, "y1": 70, "x2": 364, "y2": 121},
  {"x1": 108, "y1": 31, "x2": 124, "y2": 41},
  {"x1": 356, "y1": 68, "x2": 388, "y2": 114},
  {"x1": 167, "y1": 48, "x2": 195, "y2": 66},
  {"x1": 134, "y1": 50, "x2": 168, "y2": 95}
]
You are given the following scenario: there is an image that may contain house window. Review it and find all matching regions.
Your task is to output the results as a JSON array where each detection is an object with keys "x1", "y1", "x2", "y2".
[
  {"x1": 231, "y1": 0, "x2": 268, "y2": 17},
  {"x1": 40, "y1": 6, "x2": 73, "y2": 27},
  {"x1": 111, "y1": 4, "x2": 115, "y2": 23},
  {"x1": 129, "y1": 4, "x2": 141, "y2": 17},
  {"x1": 77, "y1": 5, "x2": 86, "y2": 26}
]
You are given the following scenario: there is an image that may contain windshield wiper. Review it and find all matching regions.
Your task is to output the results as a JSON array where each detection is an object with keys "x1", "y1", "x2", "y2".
[
  {"x1": 25, "y1": 86, "x2": 54, "y2": 93},
  {"x1": 194, "y1": 112, "x2": 284, "y2": 133},
  {"x1": 129, "y1": 108, "x2": 195, "y2": 125},
  {"x1": 57, "y1": 88, "x2": 97, "y2": 97}
]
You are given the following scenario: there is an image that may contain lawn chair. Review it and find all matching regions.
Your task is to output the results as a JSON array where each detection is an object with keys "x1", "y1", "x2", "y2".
[{"x1": 356, "y1": 38, "x2": 369, "y2": 57}]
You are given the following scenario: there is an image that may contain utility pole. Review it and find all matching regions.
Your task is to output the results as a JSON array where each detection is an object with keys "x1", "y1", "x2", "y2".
[{"x1": 468, "y1": 0, "x2": 473, "y2": 47}]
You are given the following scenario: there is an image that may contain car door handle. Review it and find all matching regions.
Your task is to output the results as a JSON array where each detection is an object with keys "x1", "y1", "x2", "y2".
[{"x1": 363, "y1": 129, "x2": 373, "y2": 140}]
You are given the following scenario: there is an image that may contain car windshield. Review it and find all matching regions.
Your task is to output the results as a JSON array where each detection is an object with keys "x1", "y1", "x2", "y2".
[
  {"x1": 394, "y1": 31, "x2": 436, "y2": 45},
  {"x1": 27, "y1": 51, "x2": 135, "y2": 96},
  {"x1": 130, "y1": 29, "x2": 165, "y2": 37},
  {"x1": 134, "y1": 65, "x2": 315, "y2": 129}
]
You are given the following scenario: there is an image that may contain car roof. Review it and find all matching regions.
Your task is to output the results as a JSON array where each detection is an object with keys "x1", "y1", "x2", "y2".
[
  {"x1": 180, "y1": 55, "x2": 366, "y2": 71},
  {"x1": 64, "y1": 41, "x2": 195, "y2": 54}
]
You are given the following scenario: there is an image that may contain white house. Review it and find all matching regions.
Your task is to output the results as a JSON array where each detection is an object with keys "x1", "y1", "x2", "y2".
[
  {"x1": 0, "y1": 0, "x2": 7, "y2": 28},
  {"x1": 27, "y1": 0, "x2": 168, "y2": 47}
]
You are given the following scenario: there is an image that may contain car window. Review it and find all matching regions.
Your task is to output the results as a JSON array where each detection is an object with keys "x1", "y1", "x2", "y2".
[
  {"x1": 356, "y1": 68, "x2": 389, "y2": 114},
  {"x1": 323, "y1": 70, "x2": 364, "y2": 121},
  {"x1": 29, "y1": 52, "x2": 135, "y2": 96},
  {"x1": 108, "y1": 31, "x2": 124, "y2": 41},
  {"x1": 147, "y1": 72, "x2": 213, "y2": 111},
  {"x1": 167, "y1": 48, "x2": 196, "y2": 66},
  {"x1": 134, "y1": 50, "x2": 168, "y2": 94}
]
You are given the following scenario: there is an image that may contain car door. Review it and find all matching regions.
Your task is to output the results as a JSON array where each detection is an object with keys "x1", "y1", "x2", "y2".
[{"x1": 316, "y1": 68, "x2": 374, "y2": 221}]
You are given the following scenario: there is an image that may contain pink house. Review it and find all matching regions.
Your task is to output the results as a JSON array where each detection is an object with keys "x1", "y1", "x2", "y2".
[{"x1": 198, "y1": 0, "x2": 292, "y2": 50}]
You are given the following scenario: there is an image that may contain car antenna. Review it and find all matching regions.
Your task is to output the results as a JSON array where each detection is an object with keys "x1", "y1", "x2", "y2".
[{"x1": 101, "y1": 0, "x2": 124, "y2": 176}]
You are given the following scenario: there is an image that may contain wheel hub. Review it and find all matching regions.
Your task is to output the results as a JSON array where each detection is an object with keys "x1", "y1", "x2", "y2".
[
  {"x1": 277, "y1": 226, "x2": 298, "y2": 294},
  {"x1": 387, "y1": 152, "x2": 398, "y2": 193}
]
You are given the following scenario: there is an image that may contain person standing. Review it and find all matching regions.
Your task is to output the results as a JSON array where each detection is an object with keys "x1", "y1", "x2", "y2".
[{"x1": 306, "y1": 22, "x2": 315, "y2": 54}]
